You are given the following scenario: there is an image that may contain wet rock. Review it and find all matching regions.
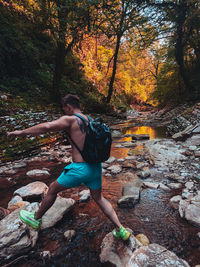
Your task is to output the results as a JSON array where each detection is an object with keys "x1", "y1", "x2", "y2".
[
  {"x1": 185, "y1": 181, "x2": 194, "y2": 190},
  {"x1": 100, "y1": 230, "x2": 142, "y2": 267},
  {"x1": 135, "y1": 234, "x2": 150, "y2": 246},
  {"x1": 7, "y1": 195, "x2": 29, "y2": 212},
  {"x1": 118, "y1": 185, "x2": 140, "y2": 208},
  {"x1": 105, "y1": 156, "x2": 116, "y2": 164},
  {"x1": 159, "y1": 183, "x2": 171, "y2": 192},
  {"x1": 107, "y1": 165, "x2": 122, "y2": 175},
  {"x1": 143, "y1": 182, "x2": 159, "y2": 189},
  {"x1": 12, "y1": 162, "x2": 27, "y2": 169},
  {"x1": 137, "y1": 170, "x2": 151, "y2": 178},
  {"x1": 14, "y1": 181, "x2": 48, "y2": 201},
  {"x1": 0, "y1": 203, "x2": 39, "y2": 262},
  {"x1": 172, "y1": 124, "x2": 198, "y2": 141},
  {"x1": 194, "y1": 151, "x2": 200, "y2": 157},
  {"x1": 40, "y1": 196, "x2": 75, "y2": 230},
  {"x1": 123, "y1": 142, "x2": 137, "y2": 148},
  {"x1": 112, "y1": 130, "x2": 122, "y2": 138},
  {"x1": 40, "y1": 250, "x2": 51, "y2": 259},
  {"x1": 79, "y1": 189, "x2": 90, "y2": 202},
  {"x1": 63, "y1": 230, "x2": 76, "y2": 241},
  {"x1": 131, "y1": 134, "x2": 150, "y2": 140},
  {"x1": 127, "y1": 243, "x2": 190, "y2": 267},
  {"x1": 168, "y1": 183, "x2": 182, "y2": 189},
  {"x1": 26, "y1": 169, "x2": 50, "y2": 180},
  {"x1": 170, "y1": 195, "x2": 182, "y2": 209},
  {"x1": 123, "y1": 161, "x2": 137, "y2": 169}
]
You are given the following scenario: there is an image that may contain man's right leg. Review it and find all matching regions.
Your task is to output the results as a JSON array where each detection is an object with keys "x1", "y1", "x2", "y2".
[{"x1": 90, "y1": 188, "x2": 131, "y2": 240}]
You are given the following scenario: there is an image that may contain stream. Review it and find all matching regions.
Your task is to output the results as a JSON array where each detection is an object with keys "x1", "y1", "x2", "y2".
[{"x1": 0, "y1": 123, "x2": 200, "y2": 267}]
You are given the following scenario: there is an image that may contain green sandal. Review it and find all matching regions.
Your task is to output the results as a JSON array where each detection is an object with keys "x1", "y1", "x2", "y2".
[
  {"x1": 113, "y1": 226, "x2": 131, "y2": 241},
  {"x1": 20, "y1": 210, "x2": 41, "y2": 229}
]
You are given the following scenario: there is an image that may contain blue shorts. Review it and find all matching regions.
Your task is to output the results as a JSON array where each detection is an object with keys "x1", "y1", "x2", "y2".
[{"x1": 57, "y1": 162, "x2": 102, "y2": 190}]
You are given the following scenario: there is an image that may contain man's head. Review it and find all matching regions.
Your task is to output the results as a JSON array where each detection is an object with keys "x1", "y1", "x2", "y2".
[{"x1": 61, "y1": 94, "x2": 81, "y2": 115}]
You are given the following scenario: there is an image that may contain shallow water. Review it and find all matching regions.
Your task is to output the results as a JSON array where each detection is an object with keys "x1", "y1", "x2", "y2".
[{"x1": 1, "y1": 125, "x2": 200, "y2": 267}]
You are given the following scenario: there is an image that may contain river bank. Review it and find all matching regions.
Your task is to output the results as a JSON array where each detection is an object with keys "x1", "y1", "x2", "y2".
[{"x1": 0, "y1": 102, "x2": 200, "y2": 267}]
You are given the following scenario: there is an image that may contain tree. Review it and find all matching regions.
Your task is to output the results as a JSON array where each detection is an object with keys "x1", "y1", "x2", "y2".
[{"x1": 94, "y1": 0, "x2": 152, "y2": 103}]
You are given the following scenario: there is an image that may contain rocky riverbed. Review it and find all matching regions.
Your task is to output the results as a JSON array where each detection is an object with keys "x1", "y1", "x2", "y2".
[{"x1": 0, "y1": 102, "x2": 200, "y2": 266}]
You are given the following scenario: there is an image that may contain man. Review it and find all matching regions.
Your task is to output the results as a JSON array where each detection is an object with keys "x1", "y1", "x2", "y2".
[{"x1": 7, "y1": 94, "x2": 130, "y2": 240}]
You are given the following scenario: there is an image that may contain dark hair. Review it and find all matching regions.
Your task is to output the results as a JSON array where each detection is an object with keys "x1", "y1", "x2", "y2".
[{"x1": 61, "y1": 94, "x2": 80, "y2": 108}]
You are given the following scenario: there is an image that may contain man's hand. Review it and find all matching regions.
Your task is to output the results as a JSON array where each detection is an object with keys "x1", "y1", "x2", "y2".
[{"x1": 7, "y1": 130, "x2": 24, "y2": 137}]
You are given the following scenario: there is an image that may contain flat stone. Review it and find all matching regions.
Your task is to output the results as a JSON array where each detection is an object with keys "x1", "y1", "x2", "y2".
[
  {"x1": 63, "y1": 230, "x2": 76, "y2": 241},
  {"x1": 168, "y1": 183, "x2": 182, "y2": 189},
  {"x1": 26, "y1": 169, "x2": 50, "y2": 180},
  {"x1": 40, "y1": 196, "x2": 75, "y2": 230},
  {"x1": 143, "y1": 182, "x2": 159, "y2": 189},
  {"x1": 14, "y1": 181, "x2": 48, "y2": 201}
]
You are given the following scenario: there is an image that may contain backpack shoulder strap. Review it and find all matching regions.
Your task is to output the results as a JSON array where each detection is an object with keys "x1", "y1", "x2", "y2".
[{"x1": 74, "y1": 113, "x2": 90, "y2": 123}]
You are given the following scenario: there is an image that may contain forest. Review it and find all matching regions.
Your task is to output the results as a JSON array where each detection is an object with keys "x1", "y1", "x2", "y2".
[{"x1": 0, "y1": 0, "x2": 200, "y2": 112}]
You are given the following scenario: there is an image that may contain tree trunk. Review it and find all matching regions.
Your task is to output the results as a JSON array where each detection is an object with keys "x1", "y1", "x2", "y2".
[
  {"x1": 51, "y1": 41, "x2": 66, "y2": 103},
  {"x1": 175, "y1": 1, "x2": 194, "y2": 93},
  {"x1": 106, "y1": 34, "x2": 121, "y2": 103}
]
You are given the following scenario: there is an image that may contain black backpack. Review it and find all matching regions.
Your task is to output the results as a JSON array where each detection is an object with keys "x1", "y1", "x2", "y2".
[{"x1": 68, "y1": 113, "x2": 112, "y2": 163}]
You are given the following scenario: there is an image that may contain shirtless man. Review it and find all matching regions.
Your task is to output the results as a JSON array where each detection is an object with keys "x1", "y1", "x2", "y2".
[{"x1": 7, "y1": 94, "x2": 130, "y2": 240}]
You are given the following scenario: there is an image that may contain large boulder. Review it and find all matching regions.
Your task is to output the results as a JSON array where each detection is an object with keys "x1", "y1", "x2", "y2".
[
  {"x1": 0, "y1": 203, "x2": 39, "y2": 262},
  {"x1": 100, "y1": 230, "x2": 142, "y2": 267},
  {"x1": 26, "y1": 169, "x2": 50, "y2": 180},
  {"x1": 127, "y1": 243, "x2": 190, "y2": 267}
]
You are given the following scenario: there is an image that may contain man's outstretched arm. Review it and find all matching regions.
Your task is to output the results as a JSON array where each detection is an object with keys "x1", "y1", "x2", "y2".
[{"x1": 7, "y1": 116, "x2": 70, "y2": 137}]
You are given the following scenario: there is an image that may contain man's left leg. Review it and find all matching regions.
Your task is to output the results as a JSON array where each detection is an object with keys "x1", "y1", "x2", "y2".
[
  {"x1": 34, "y1": 180, "x2": 66, "y2": 220},
  {"x1": 20, "y1": 181, "x2": 66, "y2": 229}
]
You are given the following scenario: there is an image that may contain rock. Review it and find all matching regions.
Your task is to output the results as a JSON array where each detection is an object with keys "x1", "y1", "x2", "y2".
[
  {"x1": 118, "y1": 195, "x2": 139, "y2": 208},
  {"x1": 7, "y1": 196, "x2": 30, "y2": 212},
  {"x1": 12, "y1": 162, "x2": 27, "y2": 169},
  {"x1": 185, "y1": 181, "x2": 194, "y2": 190},
  {"x1": 26, "y1": 169, "x2": 50, "y2": 180},
  {"x1": 170, "y1": 195, "x2": 182, "y2": 209},
  {"x1": 123, "y1": 142, "x2": 137, "y2": 148},
  {"x1": 112, "y1": 130, "x2": 122, "y2": 138},
  {"x1": 172, "y1": 124, "x2": 197, "y2": 141},
  {"x1": 194, "y1": 151, "x2": 200, "y2": 157},
  {"x1": 100, "y1": 230, "x2": 142, "y2": 267},
  {"x1": 63, "y1": 230, "x2": 76, "y2": 241},
  {"x1": 135, "y1": 234, "x2": 150, "y2": 246},
  {"x1": 159, "y1": 183, "x2": 171, "y2": 192},
  {"x1": 14, "y1": 181, "x2": 48, "y2": 201},
  {"x1": 107, "y1": 165, "x2": 122, "y2": 175},
  {"x1": 168, "y1": 183, "x2": 182, "y2": 189},
  {"x1": 127, "y1": 243, "x2": 190, "y2": 267},
  {"x1": 0, "y1": 203, "x2": 39, "y2": 262},
  {"x1": 105, "y1": 157, "x2": 116, "y2": 164},
  {"x1": 40, "y1": 196, "x2": 75, "y2": 230},
  {"x1": 123, "y1": 161, "x2": 137, "y2": 169},
  {"x1": 137, "y1": 170, "x2": 150, "y2": 178},
  {"x1": 185, "y1": 204, "x2": 200, "y2": 227},
  {"x1": 143, "y1": 182, "x2": 159, "y2": 189},
  {"x1": 79, "y1": 190, "x2": 90, "y2": 202},
  {"x1": 118, "y1": 185, "x2": 140, "y2": 208},
  {"x1": 131, "y1": 134, "x2": 150, "y2": 140},
  {"x1": 179, "y1": 200, "x2": 189, "y2": 218}
]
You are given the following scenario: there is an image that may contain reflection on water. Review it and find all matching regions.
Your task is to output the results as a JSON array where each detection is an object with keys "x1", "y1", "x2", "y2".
[
  {"x1": 123, "y1": 126, "x2": 167, "y2": 140},
  {"x1": 112, "y1": 125, "x2": 167, "y2": 159}
]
